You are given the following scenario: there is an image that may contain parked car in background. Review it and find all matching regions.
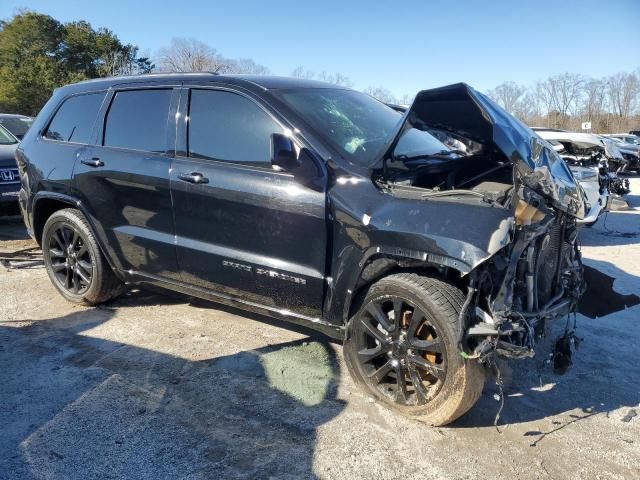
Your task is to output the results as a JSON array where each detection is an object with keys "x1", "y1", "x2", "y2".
[
  {"x1": 629, "y1": 130, "x2": 640, "y2": 137},
  {"x1": 0, "y1": 113, "x2": 34, "y2": 140},
  {"x1": 17, "y1": 76, "x2": 587, "y2": 425},
  {"x1": 603, "y1": 136, "x2": 640, "y2": 171},
  {"x1": 534, "y1": 133, "x2": 611, "y2": 226},
  {"x1": 0, "y1": 123, "x2": 20, "y2": 214},
  {"x1": 604, "y1": 133, "x2": 640, "y2": 145}
]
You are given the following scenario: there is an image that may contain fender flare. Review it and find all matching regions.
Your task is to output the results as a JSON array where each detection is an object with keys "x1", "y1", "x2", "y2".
[
  {"x1": 332, "y1": 244, "x2": 475, "y2": 326},
  {"x1": 31, "y1": 191, "x2": 122, "y2": 275}
]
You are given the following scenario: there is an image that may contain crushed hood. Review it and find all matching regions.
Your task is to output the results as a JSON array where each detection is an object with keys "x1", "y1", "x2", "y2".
[{"x1": 381, "y1": 83, "x2": 585, "y2": 218}]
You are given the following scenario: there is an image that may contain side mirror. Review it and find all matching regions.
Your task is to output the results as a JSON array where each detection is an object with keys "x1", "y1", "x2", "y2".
[{"x1": 271, "y1": 133, "x2": 300, "y2": 171}]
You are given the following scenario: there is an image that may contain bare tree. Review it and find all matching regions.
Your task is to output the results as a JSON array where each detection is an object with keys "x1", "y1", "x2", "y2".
[
  {"x1": 606, "y1": 72, "x2": 639, "y2": 130},
  {"x1": 157, "y1": 38, "x2": 229, "y2": 73},
  {"x1": 364, "y1": 86, "x2": 397, "y2": 104},
  {"x1": 487, "y1": 81, "x2": 525, "y2": 114},
  {"x1": 398, "y1": 93, "x2": 415, "y2": 106},
  {"x1": 581, "y1": 78, "x2": 606, "y2": 128},
  {"x1": 290, "y1": 66, "x2": 353, "y2": 86},
  {"x1": 536, "y1": 73, "x2": 585, "y2": 128},
  {"x1": 226, "y1": 58, "x2": 270, "y2": 75}
]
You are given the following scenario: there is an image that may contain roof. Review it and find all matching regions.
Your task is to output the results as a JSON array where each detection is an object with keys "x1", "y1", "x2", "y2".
[{"x1": 66, "y1": 73, "x2": 345, "y2": 93}]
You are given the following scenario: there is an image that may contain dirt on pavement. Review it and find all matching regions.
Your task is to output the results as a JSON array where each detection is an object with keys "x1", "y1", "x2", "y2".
[{"x1": 1, "y1": 179, "x2": 639, "y2": 479}]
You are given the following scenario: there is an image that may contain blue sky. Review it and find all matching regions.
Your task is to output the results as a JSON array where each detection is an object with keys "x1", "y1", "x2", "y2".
[{"x1": 2, "y1": 0, "x2": 639, "y2": 97}]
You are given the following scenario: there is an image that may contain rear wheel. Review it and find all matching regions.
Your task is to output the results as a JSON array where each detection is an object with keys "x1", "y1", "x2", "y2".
[
  {"x1": 42, "y1": 208, "x2": 124, "y2": 305},
  {"x1": 344, "y1": 272, "x2": 485, "y2": 426}
]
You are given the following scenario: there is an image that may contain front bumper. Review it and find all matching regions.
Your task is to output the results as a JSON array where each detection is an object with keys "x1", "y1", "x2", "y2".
[{"x1": 0, "y1": 182, "x2": 20, "y2": 204}]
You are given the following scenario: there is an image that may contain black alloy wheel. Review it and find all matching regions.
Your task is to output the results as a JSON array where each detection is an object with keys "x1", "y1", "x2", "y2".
[
  {"x1": 355, "y1": 296, "x2": 447, "y2": 406},
  {"x1": 47, "y1": 222, "x2": 94, "y2": 295}
]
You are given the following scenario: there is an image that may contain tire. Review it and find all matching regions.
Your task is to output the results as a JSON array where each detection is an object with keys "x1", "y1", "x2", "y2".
[
  {"x1": 42, "y1": 208, "x2": 125, "y2": 305},
  {"x1": 344, "y1": 272, "x2": 485, "y2": 426}
]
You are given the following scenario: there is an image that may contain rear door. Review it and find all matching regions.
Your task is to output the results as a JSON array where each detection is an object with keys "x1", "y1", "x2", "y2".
[
  {"x1": 72, "y1": 85, "x2": 181, "y2": 280},
  {"x1": 170, "y1": 87, "x2": 327, "y2": 318}
]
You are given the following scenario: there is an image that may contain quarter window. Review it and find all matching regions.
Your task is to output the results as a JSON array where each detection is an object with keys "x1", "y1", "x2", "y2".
[
  {"x1": 45, "y1": 92, "x2": 105, "y2": 144},
  {"x1": 188, "y1": 89, "x2": 282, "y2": 165},
  {"x1": 104, "y1": 89, "x2": 172, "y2": 152}
]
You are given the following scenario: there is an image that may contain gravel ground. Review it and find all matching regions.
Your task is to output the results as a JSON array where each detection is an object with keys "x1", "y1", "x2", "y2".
[{"x1": 1, "y1": 179, "x2": 639, "y2": 480}]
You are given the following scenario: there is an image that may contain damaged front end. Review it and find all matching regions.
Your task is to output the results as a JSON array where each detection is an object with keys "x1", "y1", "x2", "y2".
[
  {"x1": 463, "y1": 192, "x2": 585, "y2": 362},
  {"x1": 378, "y1": 83, "x2": 587, "y2": 365}
]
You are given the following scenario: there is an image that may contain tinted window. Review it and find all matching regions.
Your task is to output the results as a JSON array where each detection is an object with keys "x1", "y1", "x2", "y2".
[
  {"x1": 0, "y1": 117, "x2": 33, "y2": 139},
  {"x1": 188, "y1": 89, "x2": 281, "y2": 165},
  {"x1": 104, "y1": 89, "x2": 172, "y2": 152},
  {"x1": 45, "y1": 93, "x2": 105, "y2": 143}
]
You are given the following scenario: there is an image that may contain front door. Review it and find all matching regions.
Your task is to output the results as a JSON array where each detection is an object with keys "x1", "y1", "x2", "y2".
[{"x1": 170, "y1": 87, "x2": 327, "y2": 318}]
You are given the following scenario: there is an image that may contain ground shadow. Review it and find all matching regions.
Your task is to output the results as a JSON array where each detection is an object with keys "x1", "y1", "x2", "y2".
[{"x1": 0, "y1": 298, "x2": 345, "y2": 479}]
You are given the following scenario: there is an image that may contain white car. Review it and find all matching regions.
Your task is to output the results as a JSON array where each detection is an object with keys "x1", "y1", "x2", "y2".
[{"x1": 534, "y1": 131, "x2": 611, "y2": 226}]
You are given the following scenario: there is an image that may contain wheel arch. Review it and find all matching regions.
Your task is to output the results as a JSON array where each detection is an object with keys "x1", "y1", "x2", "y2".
[
  {"x1": 340, "y1": 251, "x2": 470, "y2": 326},
  {"x1": 32, "y1": 192, "x2": 121, "y2": 276}
]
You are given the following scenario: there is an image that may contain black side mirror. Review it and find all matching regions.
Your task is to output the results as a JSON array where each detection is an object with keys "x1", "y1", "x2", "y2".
[{"x1": 271, "y1": 133, "x2": 300, "y2": 171}]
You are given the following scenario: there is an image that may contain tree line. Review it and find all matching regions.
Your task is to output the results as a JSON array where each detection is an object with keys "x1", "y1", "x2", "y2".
[
  {"x1": 1, "y1": 11, "x2": 639, "y2": 133},
  {"x1": 487, "y1": 72, "x2": 640, "y2": 133}
]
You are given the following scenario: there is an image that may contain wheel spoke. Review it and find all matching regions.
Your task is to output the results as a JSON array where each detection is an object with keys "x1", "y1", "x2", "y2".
[
  {"x1": 361, "y1": 317, "x2": 390, "y2": 346},
  {"x1": 50, "y1": 248, "x2": 66, "y2": 258},
  {"x1": 77, "y1": 244, "x2": 88, "y2": 257},
  {"x1": 409, "y1": 354, "x2": 445, "y2": 379},
  {"x1": 366, "y1": 302, "x2": 393, "y2": 333},
  {"x1": 72, "y1": 271, "x2": 79, "y2": 293},
  {"x1": 392, "y1": 298, "x2": 404, "y2": 331},
  {"x1": 65, "y1": 266, "x2": 73, "y2": 289},
  {"x1": 410, "y1": 337, "x2": 443, "y2": 354},
  {"x1": 407, "y1": 308, "x2": 425, "y2": 338},
  {"x1": 75, "y1": 267, "x2": 90, "y2": 284},
  {"x1": 407, "y1": 364, "x2": 428, "y2": 403},
  {"x1": 368, "y1": 360, "x2": 393, "y2": 385},
  {"x1": 70, "y1": 229, "x2": 79, "y2": 249},
  {"x1": 51, "y1": 263, "x2": 66, "y2": 273},
  {"x1": 54, "y1": 230, "x2": 66, "y2": 250},
  {"x1": 61, "y1": 227, "x2": 71, "y2": 247},
  {"x1": 394, "y1": 364, "x2": 409, "y2": 402},
  {"x1": 77, "y1": 259, "x2": 92, "y2": 274},
  {"x1": 358, "y1": 343, "x2": 392, "y2": 362}
]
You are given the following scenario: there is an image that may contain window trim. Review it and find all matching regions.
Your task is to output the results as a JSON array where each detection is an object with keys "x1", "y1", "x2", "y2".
[
  {"x1": 100, "y1": 86, "x2": 177, "y2": 155},
  {"x1": 177, "y1": 86, "x2": 293, "y2": 172},
  {"x1": 41, "y1": 89, "x2": 108, "y2": 147}
]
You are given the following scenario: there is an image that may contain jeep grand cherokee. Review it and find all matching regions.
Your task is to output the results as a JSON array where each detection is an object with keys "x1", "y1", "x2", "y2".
[{"x1": 17, "y1": 75, "x2": 586, "y2": 425}]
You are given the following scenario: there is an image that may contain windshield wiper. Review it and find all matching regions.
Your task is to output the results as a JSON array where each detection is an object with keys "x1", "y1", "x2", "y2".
[{"x1": 396, "y1": 150, "x2": 458, "y2": 162}]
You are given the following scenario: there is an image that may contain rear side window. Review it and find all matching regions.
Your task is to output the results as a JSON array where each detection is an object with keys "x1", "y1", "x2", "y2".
[
  {"x1": 188, "y1": 89, "x2": 281, "y2": 165},
  {"x1": 45, "y1": 92, "x2": 105, "y2": 144},
  {"x1": 103, "y1": 89, "x2": 172, "y2": 152}
]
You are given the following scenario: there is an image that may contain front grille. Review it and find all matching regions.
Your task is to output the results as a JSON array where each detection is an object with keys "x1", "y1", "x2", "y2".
[{"x1": 0, "y1": 168, "x2": 19, "y2": 184}]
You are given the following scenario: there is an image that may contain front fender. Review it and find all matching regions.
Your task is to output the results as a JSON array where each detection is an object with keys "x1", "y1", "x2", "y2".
[{"x1": 323, "y1": 180, "x2": 514, "y2": 326}]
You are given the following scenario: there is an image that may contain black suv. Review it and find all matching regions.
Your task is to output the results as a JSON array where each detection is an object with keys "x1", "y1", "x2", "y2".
[{"x1": 17, "y1": 75, "x2": 586, "y2": 425}]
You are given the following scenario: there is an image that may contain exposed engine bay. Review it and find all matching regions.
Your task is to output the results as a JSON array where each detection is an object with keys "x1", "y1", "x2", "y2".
[{"x1": 377, "y1": 83, "x2": 586, "y2": 366}]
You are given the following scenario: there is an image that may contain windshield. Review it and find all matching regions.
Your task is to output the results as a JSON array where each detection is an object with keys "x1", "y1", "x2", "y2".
[
  {"x1": 0, "y1": 124, "x2": 18, "y2": 145},
  {"x1": 274, "y1": 88, "x2": 449, "y2": 166},
  {"x1": 0, "y1": 117, "x2": 33, "y2": 139}
]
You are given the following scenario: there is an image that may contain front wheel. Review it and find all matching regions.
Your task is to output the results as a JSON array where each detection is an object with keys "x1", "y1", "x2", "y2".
[
  {"x1": 42, "y1": 208, "x2": 125, "y2": 305},
  {"x1": 344, "y1": 273, "x2": 485, "y2": 426}
]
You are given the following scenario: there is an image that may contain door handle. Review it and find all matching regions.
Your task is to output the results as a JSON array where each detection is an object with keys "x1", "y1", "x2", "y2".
[
  {"x1": 81, "y1": 158, "x2": 104, "y2": 168},
  {"x1": 178, "y1": 172, "x2": 209, "y2": 184}
]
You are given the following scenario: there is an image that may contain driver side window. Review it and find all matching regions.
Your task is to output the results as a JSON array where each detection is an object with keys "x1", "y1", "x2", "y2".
[{"x1": 188, "y1": 89, "x2": 282, "y2": 167}]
